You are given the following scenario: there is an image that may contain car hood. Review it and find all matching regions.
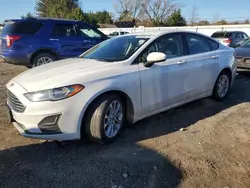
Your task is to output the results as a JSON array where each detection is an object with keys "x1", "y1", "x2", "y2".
[{"x1": 12, "y1": 58, "x2": 122, "y2": 91}]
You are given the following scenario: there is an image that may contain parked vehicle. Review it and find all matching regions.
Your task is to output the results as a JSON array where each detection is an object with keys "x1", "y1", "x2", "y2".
[
  {"x1": 235, "y1": 39, "x2": 250, "y2": 69},
  {"x1": 6, "y1": 31, "x2": 236, "y2": 144},
  {"x1": 0, "y1": 18, "x2": 108, "y2": 67},
  {"x1": 109, "y1": 31, "x2": 129, "y2": 37},
  {"x1": 211, "y1": 31, "x2": 249, "y2": 48}
]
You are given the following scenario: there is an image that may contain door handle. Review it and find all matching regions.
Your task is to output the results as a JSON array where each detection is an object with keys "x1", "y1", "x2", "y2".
[
  {"x1": 212, "y1": 55, "x2": 219, "y2": 59},
  {"x1": 176, "y1": 60, "x2": 187, "y2": 64},
  {"x1": 84, "y1": 40, "x2": 92, "y2": 43},
  {"x1": 50, "y1": 38, "x2": 59, "y2": 41}
]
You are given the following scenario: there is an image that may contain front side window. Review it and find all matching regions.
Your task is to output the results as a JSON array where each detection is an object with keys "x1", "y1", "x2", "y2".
[
  {"x1": 80, "y1": 35, "x2": 149, "y2": 62},
  {"x1": 78, "y1": 24, "x2": 102, "y2": 38},
  {"x1": 139, "y1": 34, "x2": 184, "y2": 63},
  {"x1": 186, "y1": 34, "x2": 211, "y2": 55},
  {"x1": 52, "y1": 24, "x2": 77, "y2": 37}
]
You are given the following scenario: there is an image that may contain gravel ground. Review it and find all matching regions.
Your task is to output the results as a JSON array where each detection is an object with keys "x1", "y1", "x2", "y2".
[{"x1": 0, "y1": 62, "x2": 250, "y2": 188}]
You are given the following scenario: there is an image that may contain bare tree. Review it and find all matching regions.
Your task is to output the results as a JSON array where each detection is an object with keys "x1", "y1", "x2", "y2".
[
  {"x1": 190, "y1": 5, "x2": 198, "y2": 26},
  {"x1": 114, "y1": 0, "x2": 145, "y2": 21},
  {"x1": 142, "y1": 0, "x2": 178, "y2": 26}
]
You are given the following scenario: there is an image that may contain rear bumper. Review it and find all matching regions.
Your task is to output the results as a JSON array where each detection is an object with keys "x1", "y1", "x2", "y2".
[{"x1": 0, "y1": 52, "x2": 30, "y2": 66}]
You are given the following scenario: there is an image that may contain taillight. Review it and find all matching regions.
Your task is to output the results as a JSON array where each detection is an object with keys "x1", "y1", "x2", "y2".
[
  {"x1": 223, "y1": 38, "x2": 232, "y2": 44},
  {"x1": 6, "y1": 35, "x2": 21, "y2": 48}
]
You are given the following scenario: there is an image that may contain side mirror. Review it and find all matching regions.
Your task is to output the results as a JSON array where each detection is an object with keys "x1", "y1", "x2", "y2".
[{"x1": 144, "y1": 52, "x2": 167, "y2": 67}]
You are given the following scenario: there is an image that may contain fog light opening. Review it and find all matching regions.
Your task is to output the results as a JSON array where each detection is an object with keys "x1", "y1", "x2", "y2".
[{"x1": 39, "y1": 115, "x2": 60, "y2": 126}]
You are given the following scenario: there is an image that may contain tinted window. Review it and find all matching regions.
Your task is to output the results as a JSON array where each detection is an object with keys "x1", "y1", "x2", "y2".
[
  {"x1": 110, "y1": 32, "x2": 119, "y2": 36},
  {"x1": 78, "y1": 24, "x2": 102, "y2": 38},
  {"x1": 139, "y1": 34, "x2": 184, "y2": 63},
  {"x1": 186, "y1": 34, "x2": 211, "y2": 55},
  {"x1": 80, "y1": 35, "x2": 149, "y2": 62},
  {"x1": 243, "y1": 33, "x2": 249, "y2": 39},
  {"x1": 211, "y1": 32, "x2": 232, "y2": 38},
  {"x1": 2, "y1": 22, "x2": 43, "y2": 35},
  {"x1": 206, "y1": 38, "x2": 219, "y2": 50},
  {"x1": 235, "y1": 33, "x2": 243, "y2": 39},
  {"x1": 52, "y1": 24, "x2": 77, "y2": 37}
]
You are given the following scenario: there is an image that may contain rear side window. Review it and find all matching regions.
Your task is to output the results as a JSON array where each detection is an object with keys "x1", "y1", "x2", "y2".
[
  {"x1": 2, "y1": 22, "x2": 43, "y2": 35},
  {"x1": 52, "y1": 24, "x2": 77, "y2": 37},
  {"x1": 235, "y1": 33, "x2": 244, "y2": 39},
  {"x1": 185, "y1": 34, "x2": 211, "y2": 55},
  {"x1": 211, "y1": 32, "x2": 232, "y2": 38}
]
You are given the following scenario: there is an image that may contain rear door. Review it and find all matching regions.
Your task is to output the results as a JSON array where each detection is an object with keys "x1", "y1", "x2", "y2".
[
  {"x1": 50, "y1": 23, "x2": 85, "y2": 59},
  {"x1": 184, "y1": 33, "x2": 220, "y2": 94}
]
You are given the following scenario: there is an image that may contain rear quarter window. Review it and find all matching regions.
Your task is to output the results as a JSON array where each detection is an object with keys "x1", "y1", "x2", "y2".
[
  {"x1": 2, "y1": 22, "x2": 43, "y2": 35},
  {"x1": 205, "y1": 38, "x2": 220, "y2": 50}
]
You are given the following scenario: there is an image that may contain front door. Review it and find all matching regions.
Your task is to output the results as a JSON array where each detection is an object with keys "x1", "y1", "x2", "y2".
[
  {"x1": 137, "y1": 33, "x2": 193, "y2": 115},
  {"x1": 50, "y1": 23, "x2": 87, "y2": 58},
  {"x1": 76, "y1": 23, "x2": 107, "y2": 53}
]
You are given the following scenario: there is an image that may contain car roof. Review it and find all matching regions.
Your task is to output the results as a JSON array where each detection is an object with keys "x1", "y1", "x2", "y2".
[
  {"x1": 127, "y1": 30, "x2": 210, "y2": 38},
  {"x1": 213, "y1": 31, "x2": 245, "y2": 33},
  {"x1": 4, "y1": 17, "x2": 82, "y2": 24}
]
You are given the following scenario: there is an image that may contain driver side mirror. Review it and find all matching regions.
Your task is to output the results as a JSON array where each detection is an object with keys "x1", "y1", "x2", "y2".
[{"x1": 144, "y1": 52, "x2": 167, "y2": 67}]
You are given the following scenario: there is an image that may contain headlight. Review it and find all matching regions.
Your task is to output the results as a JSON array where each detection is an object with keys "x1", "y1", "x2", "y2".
[{"x1": 24, "y1": 85, "x2": 84, "y2": 102}]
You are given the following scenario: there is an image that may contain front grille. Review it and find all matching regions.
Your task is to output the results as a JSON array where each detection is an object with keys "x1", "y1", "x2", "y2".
[{"x1": 7, "y1": 90, "x2": 26, "y2": 113}]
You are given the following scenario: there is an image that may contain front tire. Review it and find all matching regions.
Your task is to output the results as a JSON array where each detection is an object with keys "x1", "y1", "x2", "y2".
[
  {"x1": 212, "y1": 71, "x2": 231, "y2": 100},
  {"x1": 84, "y1": 94, "x2": 125, "y2": 144}
]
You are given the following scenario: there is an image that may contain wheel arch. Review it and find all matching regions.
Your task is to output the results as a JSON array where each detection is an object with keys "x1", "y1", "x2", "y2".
[
  {"x1": 79, "y1": 89, "x2": 135, "y2": 138},
  {"x1": 30, "y1": 48, "x2": 59, "y2": 65},
  {"x1": 220, "y1": 67, "x2": 232, "y2": 82}
]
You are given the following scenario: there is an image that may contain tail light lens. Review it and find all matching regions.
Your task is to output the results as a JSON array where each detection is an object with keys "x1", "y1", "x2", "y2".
[
  {"x1": 6, "y1": 35, "x2": 21, "y2": 48},
  {"x1": 223, "y1": 38, "x2": 232, "y2": 44}
]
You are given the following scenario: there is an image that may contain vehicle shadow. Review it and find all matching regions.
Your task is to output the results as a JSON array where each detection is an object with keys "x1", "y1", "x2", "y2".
[
  {"x1": 1, "y1": 75, "x2": 250, "y2": 188},
  {"x1": 118, "y1": 73, "x2": 250, "y2": 143},
  {"x1": 0, "y1": 141, "x2": 182, "y2": 188}
]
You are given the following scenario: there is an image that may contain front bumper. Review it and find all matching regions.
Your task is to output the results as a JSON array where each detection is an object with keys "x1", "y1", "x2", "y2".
[
  {"x1": 236, "y1": 58, "x2": 250, "y2": 69},
  {"x1": 6, "y1": 81, "x2": 87, "y2": 141}
]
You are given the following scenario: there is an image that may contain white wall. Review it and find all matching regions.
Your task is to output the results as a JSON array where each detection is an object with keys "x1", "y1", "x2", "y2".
[{"x1": 99, "y1": 24, "x2": 250, "y2": 37}]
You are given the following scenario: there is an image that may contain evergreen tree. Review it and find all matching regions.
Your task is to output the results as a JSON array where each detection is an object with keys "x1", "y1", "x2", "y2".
[{"x1": 166, "y1": 9, "x2": 187, "y2": 27}]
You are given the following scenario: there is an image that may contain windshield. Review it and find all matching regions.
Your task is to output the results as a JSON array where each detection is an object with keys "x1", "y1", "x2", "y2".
[{"x1": 80, "y1": 35, "x2": 150, "y2": 62}]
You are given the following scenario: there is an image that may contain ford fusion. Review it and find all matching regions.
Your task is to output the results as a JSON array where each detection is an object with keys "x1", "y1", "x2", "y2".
[{"x1": 6, "y1": 31, "x2": 237, "y2": 144}]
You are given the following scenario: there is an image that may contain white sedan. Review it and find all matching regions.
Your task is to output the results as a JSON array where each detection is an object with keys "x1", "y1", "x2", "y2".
[{"x1": 6, "y1": 31, "x2": 237, "y2": 144}]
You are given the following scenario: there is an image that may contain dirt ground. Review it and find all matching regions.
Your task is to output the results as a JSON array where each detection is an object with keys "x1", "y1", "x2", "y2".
[{"x1": 0, "y1": 62, "x2": 250, "y2": 188}]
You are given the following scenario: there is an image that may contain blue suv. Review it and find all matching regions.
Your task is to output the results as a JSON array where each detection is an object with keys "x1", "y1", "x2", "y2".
[{"x1": 0, "y1": 18, "x2": 108, "y2": 67}]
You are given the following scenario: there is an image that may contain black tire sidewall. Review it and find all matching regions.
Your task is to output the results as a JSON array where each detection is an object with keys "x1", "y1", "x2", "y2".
[
  {"x1": 213, "y1": 72, "x2": 231, "y2": 100},
  {"x1": 32, "y1": 53, "x2": 56, "y2": 67},
  {"x1": 85, "y1": 94, "x2": 126, "y2": 144}
]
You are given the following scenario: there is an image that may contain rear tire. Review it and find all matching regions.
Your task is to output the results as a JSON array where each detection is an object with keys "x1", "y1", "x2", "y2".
[
  {"x1": 84, "y1": 94, "x2": 125, "y2": 144},
  {"x1": 212, "y1": 71, "x2": 231, "y2": 101},
  {"x1": 32, "y1": 53, "x2": 56, "y2": 67}
]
